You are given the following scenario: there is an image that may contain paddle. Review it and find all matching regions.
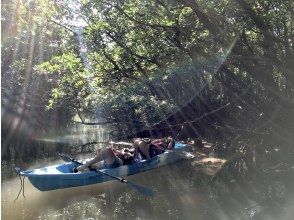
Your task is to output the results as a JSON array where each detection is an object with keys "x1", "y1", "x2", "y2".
[
  {"x1": 58, "y1": 153, "x2": 155, "y2": 196},
  {"x1": 171, "y1": 142, "x2": 196, "y2": 160},
  {"x1": 173, "y1": 150, "x2": 195, "y2": 159}
]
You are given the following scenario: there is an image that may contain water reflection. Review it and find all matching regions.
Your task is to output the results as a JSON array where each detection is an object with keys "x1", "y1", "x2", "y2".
[
  {"x1": 2, "y1": 157, "x2": 294, "y2": 220},
  {"x1": 2, "y1": 124, "x2": 294, "y2": 220}
]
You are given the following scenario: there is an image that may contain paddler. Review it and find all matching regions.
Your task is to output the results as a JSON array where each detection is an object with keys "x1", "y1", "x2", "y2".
[
  {"x1": 133, "y1": 137, "x2": 175, "y2": 159},
  {"x1": 74, "y1": 144, "x2": 136, "y2": 173}
]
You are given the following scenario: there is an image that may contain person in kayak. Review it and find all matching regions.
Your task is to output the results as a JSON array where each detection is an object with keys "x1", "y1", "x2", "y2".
[
  {"x1": 133, "y1": 137, "x2": 175, "y2": 159},
  {"x1": 74, "y1": 146, "x2": 135, "y2": 172}
]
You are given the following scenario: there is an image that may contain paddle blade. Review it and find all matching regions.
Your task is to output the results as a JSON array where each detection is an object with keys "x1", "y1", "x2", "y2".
[
  {"x1": 127, "y1": 182, "x2": 155, "y2": 196},
  {"x1": 175, "y1": 150, "x2": 195, "y2": 159},
  {"x1": 58, "y1": 153, "x2": 72, "y2": 162}
]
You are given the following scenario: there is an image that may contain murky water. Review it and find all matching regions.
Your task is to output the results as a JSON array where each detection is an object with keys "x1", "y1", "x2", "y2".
[
  {"x1": 1, "y1": 161, "x2": 196, "y2": 220},
  {"x1": 2, "y1": 157, "x2": 294, "y2": 220},
  {"x1": 2, "y1": 124, "x2": 294, "y2": 220}
]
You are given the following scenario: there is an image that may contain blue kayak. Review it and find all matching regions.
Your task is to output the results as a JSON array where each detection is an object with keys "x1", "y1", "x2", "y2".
[{"x1": 20, "y1": 142, "x2": 191, "y2": 191}]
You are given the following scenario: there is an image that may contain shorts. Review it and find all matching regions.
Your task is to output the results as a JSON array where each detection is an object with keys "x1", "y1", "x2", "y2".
[
  {"x1": 149, "y1": 145, "x2": 165, "y2": 158},
  {"x1": 103, "y1": 157, "x2": 123, "y2": 169}
]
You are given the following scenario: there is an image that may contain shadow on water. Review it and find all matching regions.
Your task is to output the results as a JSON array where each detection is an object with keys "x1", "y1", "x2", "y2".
[
  {"x1": 2, "y1": 157, "x2": 294, "y2": 220},
  {"x1": 1, "y1": 160, "x2": 198, "y2": 220},
  {"x1": 1, "y1": 123, "x2": 294, "y2": 219}
]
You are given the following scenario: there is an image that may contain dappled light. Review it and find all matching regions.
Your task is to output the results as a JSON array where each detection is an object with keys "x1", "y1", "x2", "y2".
[{"x1": 2, "y1": 0, "x2": 294, "y2": 219}]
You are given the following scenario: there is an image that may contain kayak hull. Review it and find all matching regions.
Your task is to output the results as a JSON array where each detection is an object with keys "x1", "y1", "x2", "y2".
[{"x1": 20, "y1": 142, "x2": 191, "y2": 191}]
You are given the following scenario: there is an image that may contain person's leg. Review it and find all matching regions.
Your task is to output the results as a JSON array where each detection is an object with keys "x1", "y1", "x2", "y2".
[
  {"x1": 89, "y1": 161, "x2": 105, "y2": 170},
  {"x1": 77, "y1": 147, "x2": 116, "y2": 171},
  {"x1": 90, "y1": 148, "x2": 123, "y2": 169},
  {"x1": 105, "y1": 157, "x2": 123, "y2": 168},
  {"x1": 101, "y1": 147, "x2": 117, "y2": 165},
  {"x1": 134, "y1": 140, "x2": 150, "y2": 159}
]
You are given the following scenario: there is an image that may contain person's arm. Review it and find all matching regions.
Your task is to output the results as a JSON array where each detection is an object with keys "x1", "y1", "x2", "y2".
[
  {"x1": 166, "y1": 140, "x2": 174, "y2": 150},
  {"x1": 151, "y1": 139, "x2": 162, "y2": 145},
  {"x1": 109, "y1": 141, "x2": 134, "y2": 148}
]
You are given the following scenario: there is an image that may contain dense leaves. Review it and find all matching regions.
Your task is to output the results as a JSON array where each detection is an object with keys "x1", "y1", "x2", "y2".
[
  {"x1": 2, "y1": 0, "x2": 294, "y2": 159},
  {"x1": 2, "y1": 2, "x2": 294, "y2": 219},
  {"x1": 1, "y1": 0, "x2": 77, "y2": 159}
]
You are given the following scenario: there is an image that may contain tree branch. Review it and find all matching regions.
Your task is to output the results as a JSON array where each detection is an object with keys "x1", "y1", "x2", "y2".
[{"x1": 48, "y1": 19, "x2": 76, "y2": 35}]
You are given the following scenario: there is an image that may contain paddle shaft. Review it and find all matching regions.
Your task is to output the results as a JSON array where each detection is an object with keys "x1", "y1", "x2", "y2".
[{"x1": 67, "y1": 157, "x2": 127, "y2": 183}]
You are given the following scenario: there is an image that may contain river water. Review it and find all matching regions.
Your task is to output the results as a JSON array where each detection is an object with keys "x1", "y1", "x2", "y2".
[
  {"x1": 2, "y1": 125, "x2": 294, "y2": 220},
  {"x1": 2, "y1": 158, "x2": 294, "y2": 220}
]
